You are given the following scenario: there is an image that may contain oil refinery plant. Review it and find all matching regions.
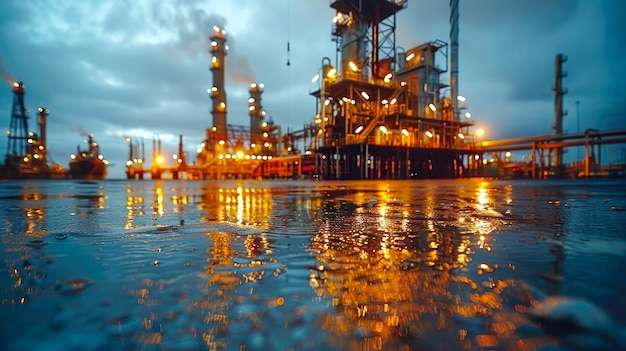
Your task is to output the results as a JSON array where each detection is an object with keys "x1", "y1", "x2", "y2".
[
  {"x1": 5, "y1": 0, "x2": 625, "y2": 180},
  {"x1": 124, "y1": 0, "x2": 479, "y2": 180}
]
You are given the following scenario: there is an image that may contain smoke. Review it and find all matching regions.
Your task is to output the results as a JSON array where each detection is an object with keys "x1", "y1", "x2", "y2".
[
  {"x1": 155, "y1": 0, "x2": 227, "y2": 62},
  {"x1": 228, "y1": 56, "x2": 257, "y2": 85},
  {"x1": 155, "y1": 1, "x2": 257, "y2": 84},
  {"x1": 73, "y1": 126, "x2": 90, "y2": 137},
  {"x1": 0, "y1": 55, "x2": 16, "y2": 84}
]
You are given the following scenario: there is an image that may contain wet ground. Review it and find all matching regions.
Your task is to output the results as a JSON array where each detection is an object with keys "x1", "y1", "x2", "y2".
[{"x1": 1, "y1": 178, "x2": 625, "y2": 351}]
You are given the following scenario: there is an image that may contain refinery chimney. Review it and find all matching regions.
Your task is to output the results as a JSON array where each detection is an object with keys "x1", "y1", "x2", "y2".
[
  {"x1": 37, "y1": 107, "x2": 49, "y2": 163},
  {"x1": 209, "y1": 26, "x2": 228, "y2": 148},
  {"x1": 248, "y1": 83, "x2": 266, "y2": 154},
  {"x1": 450, "y1": 0, "x2": 460, "y2": 121},
  {"x1": 553, "y1": 53, "x2": 567, "y2": 172}
]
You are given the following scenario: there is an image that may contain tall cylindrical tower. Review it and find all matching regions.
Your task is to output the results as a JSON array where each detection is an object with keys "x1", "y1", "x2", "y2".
[
  {"x1": 249, "y1": 83, "x2": 265, "y2": 153},
  {"x1": 209, "y1": 26, "x2": 228, "y2": 146},
  {"x1": 339, "y1": 14, "x2": 369, "y2": 80},
  {"x1": 37, "y1": 107, "x2": 49, "y2": 163},
  {"x1": 449, "y1": 0, "x2": 460, "y2": 122},
  {"x1": 553, "y1": 53, "x2": 567, "y2": 172}
]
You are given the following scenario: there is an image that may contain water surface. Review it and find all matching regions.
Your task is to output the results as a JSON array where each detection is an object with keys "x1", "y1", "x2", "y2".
[{"x1": 1, "y1": 179, "x2": 625, "y2": 350}]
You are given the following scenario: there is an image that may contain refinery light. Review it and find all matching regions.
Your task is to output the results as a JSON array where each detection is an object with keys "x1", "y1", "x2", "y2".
[
  {"x1": 355, "y1": 125, "x2": 364, "y2": 134},
  {"x1": 348, "y1": 61, "x2": 358, "y2": 72},
  {"x1": 311, "y1": 74, "x2": 320, "y2": 83},
  {"x1": 428, "y1": 103, "x2": 436, "y2": 112}
]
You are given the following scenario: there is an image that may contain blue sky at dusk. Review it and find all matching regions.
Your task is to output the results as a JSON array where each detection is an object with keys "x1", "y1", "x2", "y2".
[{"x1": 1, "y1": 0, "x2": 624, "y2": 178}]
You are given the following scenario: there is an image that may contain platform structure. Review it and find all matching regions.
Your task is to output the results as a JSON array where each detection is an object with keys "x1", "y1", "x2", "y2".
[{"x1": 307, "y1": 0, "x2": 474, "y2": 179}]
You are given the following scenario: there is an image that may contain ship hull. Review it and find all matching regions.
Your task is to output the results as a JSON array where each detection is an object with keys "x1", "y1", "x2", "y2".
[{"x1": 68, "y1": 159, "x2": 107, "y2": 179}]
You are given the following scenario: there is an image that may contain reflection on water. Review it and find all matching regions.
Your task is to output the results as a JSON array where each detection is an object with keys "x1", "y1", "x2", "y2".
[
  {"x1": 306, "y1": 181, "x2": 512, "y2": 350},
  {"x1": 1, "y1": 179, "x2": 626, "y2": 350}
]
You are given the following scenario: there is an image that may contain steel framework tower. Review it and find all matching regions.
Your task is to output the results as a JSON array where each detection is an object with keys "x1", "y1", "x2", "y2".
[
  {"x1": 5, "y1": 81, "x2": 29, "y2": 162},
  {"x1": 330, "y1": 0, "x2": 405, "y2": 80}
]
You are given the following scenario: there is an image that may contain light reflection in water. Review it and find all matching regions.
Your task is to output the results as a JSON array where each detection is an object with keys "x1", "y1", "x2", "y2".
[
  {"x1": 308, "y1": 183, "x2": 509, "y2": 350},
  {"x1": 198, "y1": 184, "x2": 273, "y2": 230}
]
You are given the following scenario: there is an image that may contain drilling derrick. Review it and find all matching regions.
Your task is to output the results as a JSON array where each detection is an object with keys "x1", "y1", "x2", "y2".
[
  {"x1": 207, "y1": 26, "x2": 228, "y2": 158},
  {"x1": 5, "y1": 82, "x2": 29, "y2": 165}
]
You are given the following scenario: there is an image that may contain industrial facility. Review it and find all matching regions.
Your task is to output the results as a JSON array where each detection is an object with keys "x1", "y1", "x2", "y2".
[
  {"x1": 4, "y1": 0, "x2": 625, "y2": 180},
  {"x1": 0, "y1": 81, "x2": 109, "y2": 179},
  {"x1": 124, "y1": 0, "x2": 481, "y2": 180}
]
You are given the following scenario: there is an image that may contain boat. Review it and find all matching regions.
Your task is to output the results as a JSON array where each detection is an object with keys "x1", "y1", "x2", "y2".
[{"x1": 68, "y1": 134, "x2": 108, "y2": 179}]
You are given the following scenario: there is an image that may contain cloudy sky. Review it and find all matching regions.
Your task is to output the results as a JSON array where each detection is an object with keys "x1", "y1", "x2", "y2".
[{"x1": 1, "y1": 0, "x2": 625, "y2": 179}]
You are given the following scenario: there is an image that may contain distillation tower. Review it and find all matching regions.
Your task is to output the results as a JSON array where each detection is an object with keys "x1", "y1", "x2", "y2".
[
  {"x1": 309, "y1": 0, "x2": 474, "y2": 179},
  {"x1": 201, "y1": 26, "x2": 229, "y2": 163}
]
